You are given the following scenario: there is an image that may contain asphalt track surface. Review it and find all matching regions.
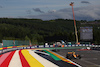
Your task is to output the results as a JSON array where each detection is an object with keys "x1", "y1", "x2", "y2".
[
  {"x1": 1, "y1": 46, "x2": 100, "y2": 67},
  {"x1": 35, "y1": 50, "x2": 78, "y2": 67},
  {"x1": 55, "y1": 49, "x2": 100, "y2": 67},
  {"x1": 0, "y1": 49, "x2": 80, "y2": 67}
]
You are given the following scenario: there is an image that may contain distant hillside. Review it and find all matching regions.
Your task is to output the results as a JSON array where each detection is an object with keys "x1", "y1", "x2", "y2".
[{"x1": 0, "y1": 18, "x2": 100, "y2": 44}]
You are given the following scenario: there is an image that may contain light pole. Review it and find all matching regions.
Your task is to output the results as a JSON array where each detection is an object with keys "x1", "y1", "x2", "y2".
[{"x1": 70, "y1": 2, "x2": 79, "y2": 44}]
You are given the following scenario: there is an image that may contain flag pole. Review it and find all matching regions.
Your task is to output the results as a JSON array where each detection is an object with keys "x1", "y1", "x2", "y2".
[{"x1": 70, "y1": 2, "x2": 79, "y2": 44}]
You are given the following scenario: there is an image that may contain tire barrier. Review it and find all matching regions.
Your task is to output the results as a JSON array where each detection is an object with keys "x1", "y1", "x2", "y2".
[{"x1": 90, "y1": 47, "x2": 100, "y2": 51}]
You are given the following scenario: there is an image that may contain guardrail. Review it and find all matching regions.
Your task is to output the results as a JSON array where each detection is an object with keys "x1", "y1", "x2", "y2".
[{"x1": 0, "y1": 44, "x2": 100, "y2": 54}]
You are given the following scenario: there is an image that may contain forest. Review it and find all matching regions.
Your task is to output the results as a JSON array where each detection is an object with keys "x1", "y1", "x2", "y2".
[{"x1": 0, "y1": 18, "x2": 100, "y2": 45}]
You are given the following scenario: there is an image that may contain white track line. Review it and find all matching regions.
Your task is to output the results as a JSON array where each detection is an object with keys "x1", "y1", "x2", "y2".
[
  {"x1": 28, "y1": 50, "x2": 59, "y2": 67},
  {"x1": 8, "y1": 50, "x2": 22, "y2": 67},
  {"x1": 34, "y1": 50, "x2": 50, "y2": 56}
]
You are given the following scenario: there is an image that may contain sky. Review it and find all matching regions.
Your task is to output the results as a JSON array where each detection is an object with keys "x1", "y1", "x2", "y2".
[{"x1": 0, "y1": 0, "x2": 100, "y2": 21}]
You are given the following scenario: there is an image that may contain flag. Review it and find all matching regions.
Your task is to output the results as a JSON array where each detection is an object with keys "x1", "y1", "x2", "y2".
[{"x1": 70, "y1": 2, "x2": 74, "y2": 6}]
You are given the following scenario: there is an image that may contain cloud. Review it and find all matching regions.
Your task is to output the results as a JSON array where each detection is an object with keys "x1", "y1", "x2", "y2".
[
  {"x1": 33, "y1": 8, "x2": 44, "y2": 13},
  {"x1": 25, "y1": 9, "x2": 72, "y2": 20},
  {"x1": 48, "y1": 10, "x2": 56, "y2": 13},
  {"x1": 81, "y1": 1, "x2": 90, "y2": 4},
  {"x1": 74, "y1": 6, "x2": 100, "y2": 20},
  {"x1": 26, "y1": 10, "x2": 32, "y2": 14},
  {"x1": 25, "y1": 5, "x2": 100, "y2": 21},
  {"x1": 0, "y1": 5, "x2": 3, "y2": 8}
]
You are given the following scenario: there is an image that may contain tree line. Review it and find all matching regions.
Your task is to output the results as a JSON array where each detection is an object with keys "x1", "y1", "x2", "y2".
[{"x1": 0, "y1": 18, "x2": 100, "y2": 44}]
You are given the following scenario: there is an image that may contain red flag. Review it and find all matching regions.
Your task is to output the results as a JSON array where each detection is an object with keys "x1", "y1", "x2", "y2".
[{"x1": 70, "y1": 2, "x2": 74, "y2": 6}]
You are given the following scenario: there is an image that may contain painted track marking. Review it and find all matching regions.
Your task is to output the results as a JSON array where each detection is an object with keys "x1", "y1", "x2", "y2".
[
  {"x1": 9, "y1": 50, "x2": 22, "y2": 67},
  {"x1": 21, "y1": 50, "x2": 44, "y2": 67},
  {"x1": 0, "y1": 52, "x2": 11, "y2": 65},
  {"x1": 19, "y1": 50, "x2": 30, "y2": 67},
  {"x1": 0, "y1": 51, "x2": 16, "y2": 67},
  {"x1": 29, "y1": 50, "x2": 59, "y2": 67}
]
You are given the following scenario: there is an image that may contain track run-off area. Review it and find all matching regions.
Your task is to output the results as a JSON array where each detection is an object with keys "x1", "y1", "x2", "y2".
[
  {"x1": 0, "y1": 45, "x2": 100, "y2": 67},
  {"x1": 0, "y1": 47, "x2": 82, "y2": 67}
]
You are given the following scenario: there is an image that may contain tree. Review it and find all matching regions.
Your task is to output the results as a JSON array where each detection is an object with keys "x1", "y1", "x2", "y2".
[{"x1": 25, "y1": 35, "x2": 30, "y2": 40}]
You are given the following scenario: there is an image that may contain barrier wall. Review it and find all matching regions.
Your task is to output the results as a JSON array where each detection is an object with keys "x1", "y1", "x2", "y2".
[
  {"x1": 0, "y1": 44, "x2": 100, "y2": 54},
  {"x1": 0, "y1": 43, "x2": 2, "y2": 48},
  {"x1": 2, "y1": 40, "x2": 30, "y2": 47},
  {"x1": 1, "y1": 44, "x2": 100, "y2": 50}
]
